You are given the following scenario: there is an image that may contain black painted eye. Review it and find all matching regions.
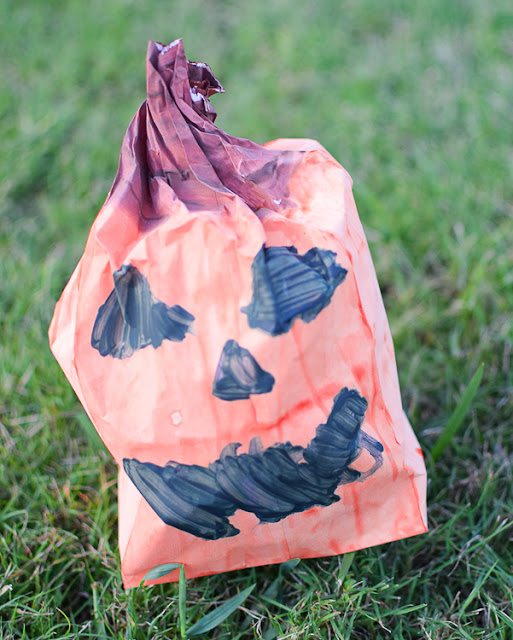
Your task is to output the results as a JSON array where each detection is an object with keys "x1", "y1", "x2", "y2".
[
  {"x1": 91, "y1": 264, "x2": 194, "y2": 359},
  {"x1": 241, "y1": 245, "x2": 347, "y2": 336}
]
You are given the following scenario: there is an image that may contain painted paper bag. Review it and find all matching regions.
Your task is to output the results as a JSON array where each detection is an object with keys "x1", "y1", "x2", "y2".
[{"x1": 49, "y1": 39, "x2": 427, "y2": 588}]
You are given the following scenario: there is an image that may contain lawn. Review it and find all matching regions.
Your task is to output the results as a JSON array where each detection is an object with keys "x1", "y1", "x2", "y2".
[{"x1": 1, "y1": 0, "x2": 512, "y2": 638}]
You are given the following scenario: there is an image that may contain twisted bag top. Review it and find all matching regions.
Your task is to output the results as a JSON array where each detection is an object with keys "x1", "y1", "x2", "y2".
[{"x1": 49, "y1": 39, "x2": 427, "y2": 587}]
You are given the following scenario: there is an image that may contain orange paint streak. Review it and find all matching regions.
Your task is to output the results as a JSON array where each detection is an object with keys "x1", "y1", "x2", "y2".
[
  {"x1": 383, "y1": 441, "x2": 399, "y2": 481},
  {"x1": 256, "y1": 381, "x2": 345, "y2": 433},
  {"x1": 258, "y1": 396, "x2": 315, "y2": 431},
  {"x1": 290, "y1": 326, "x2": 329, "y2": 414},
  {"x1": 323, "y1": 381, "x2": 347, "y2": 399},
  {"x1": 350, "y1": 484, "x2": 363, "y2": 537},
  {"x1": 408, "y1": 473, "x2": 429, "y2": 534}
]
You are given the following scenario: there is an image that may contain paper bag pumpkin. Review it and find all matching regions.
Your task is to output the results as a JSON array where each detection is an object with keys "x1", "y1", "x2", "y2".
[{"x1": 49, "y1": 39, "x2": 427, "y2": 588}]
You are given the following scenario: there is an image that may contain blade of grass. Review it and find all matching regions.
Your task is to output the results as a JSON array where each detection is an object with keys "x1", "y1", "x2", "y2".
[
  {"x1": 186, "y1": 584, "x2": 256, "y2": 637},
  {"x1": 483, "y1": 594, "x2": 513, "y2": 631},
  {"x1": 383, "y1": 603, "x2": 427, "y2": 616},
  {"x1": 431, "y1": 363, "x2": 484, "y2": 462},
  {"x1": 141, "y1": 562, "x2": 182, "y2": 584},
  {"x1": 280, "y1": 558, "x2": 301, "y2": 572},
  {"x1": 91, "y1": 582, "x2": 108, "y2": 640},
  {"x1": 338, "y1": 552, "x2": 355, "y2": 586},
  {"x1": 260, "y1": 596, "x2": 295, "y2": 613},
  {"x1": 179, "y1": 564, "x2": 187, "y2": 639},
  {"x1": 459, "y1": 560, "x2": 498, "y2": 617}
]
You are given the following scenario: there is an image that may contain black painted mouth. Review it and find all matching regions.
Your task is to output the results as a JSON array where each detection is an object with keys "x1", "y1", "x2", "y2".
[{"x1": 124, "y1": 387, "x2": 384, "y2": 540}]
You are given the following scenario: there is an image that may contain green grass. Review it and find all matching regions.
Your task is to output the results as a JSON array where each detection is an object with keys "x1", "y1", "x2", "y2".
[{"x1": 1, "y1": 0, "x2": 512, "y2": 637}]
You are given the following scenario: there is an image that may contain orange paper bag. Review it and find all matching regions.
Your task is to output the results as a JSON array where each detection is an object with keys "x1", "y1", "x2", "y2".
[{"x1": 49, "y1": 39, "x2": 427, "y2": 588}]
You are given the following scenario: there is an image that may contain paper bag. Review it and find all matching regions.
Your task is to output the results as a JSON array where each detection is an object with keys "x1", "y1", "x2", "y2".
[{"x1": 49, "y1": 39, "x2": 427, "y2": 588}]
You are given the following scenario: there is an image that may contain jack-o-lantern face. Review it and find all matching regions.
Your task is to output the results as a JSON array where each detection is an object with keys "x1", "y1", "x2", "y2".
[
  {"x1": 49, "y1": 39, "x2": 427, "y2": 587},
  {"x1": 90, "y1": 247, "x2": 383, "y2": 540}
]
